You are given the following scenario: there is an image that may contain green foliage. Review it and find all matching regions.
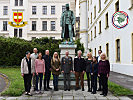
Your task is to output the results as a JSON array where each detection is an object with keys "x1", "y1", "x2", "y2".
[
  {"x1": 0, "y1": 37, "x2": 84, "y2": 66},
  {"x1": 75, "y1": 39, "x2": 84, "y2": 56},
  {"x1": 108, "y1": 81, "x2": 133, "y2": 96},
  {"x1": 0, "y1": 67, "x2": 24, "y2": 96}
]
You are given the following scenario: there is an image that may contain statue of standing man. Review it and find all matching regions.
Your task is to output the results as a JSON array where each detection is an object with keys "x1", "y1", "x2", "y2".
[{"x1": 60, "y1": 4, "x2": 75, "y2": 43}]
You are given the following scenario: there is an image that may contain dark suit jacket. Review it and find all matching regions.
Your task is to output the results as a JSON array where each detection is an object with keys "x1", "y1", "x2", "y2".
[
  {"x1": 61, "y1": 56, "x2": 73, "y2": 73},
  {"x1": 43, "y1": 55, "x2": 51, "y2": 73},
  {"x1": 74, "y1": 57, "x2": 85, "y2": 72}
]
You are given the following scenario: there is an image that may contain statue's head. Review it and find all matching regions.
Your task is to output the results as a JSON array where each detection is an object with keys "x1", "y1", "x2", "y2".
[{"x1": 66, "y1": 4, "x2": 69, "y2": 10}]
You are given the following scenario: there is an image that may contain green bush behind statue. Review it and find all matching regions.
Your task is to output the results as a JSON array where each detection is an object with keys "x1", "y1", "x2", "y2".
[{"x1": 0, "y1": 37, "x2": 84, "y2": 66}]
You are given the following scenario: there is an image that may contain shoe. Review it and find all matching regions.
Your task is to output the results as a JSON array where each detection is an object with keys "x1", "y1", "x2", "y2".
[
  {"x1": 35, "y1": 91, "x2": 39, "y2": 94},
  {"x1": 44, "y1": 88, "x2": 49, "y2": 91},
  {"x1": 64, "y1": 89, "x2": 67, "y2": 91},
  {"x1": 100, "y1": 93, "x2": 104, "y2": 95},
  {"x1": 47, "y1": 87, "x2": 52, "y2": 90},
  {"x1": 82, "y1": 88, "x2": 84, "y2": 91},
  {"x1": 91, "y1": 92, "x2": 96, "y2": 94},
  {"x1": 75, "y1": 87, "x2": 79, "y2": 91},
  {"x1": 103, "y1": 94, "x2": 107, "y2": 97},
  {"x1": 68, "y1": 89, "x2": 70, "y2": 91},
  {"x1": 27, "y1": 93, "x2": 32, "y2": 96},
  {"x1": 97, "y1": 88, "x2": 101, "y2": 91},
  {"x1": 25, "y1": 92, "x2": 28, "y2": 95}
]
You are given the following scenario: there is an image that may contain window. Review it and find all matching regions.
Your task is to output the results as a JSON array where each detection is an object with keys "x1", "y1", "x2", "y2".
[
  {"x1": 3, "y1": 6, "x2": 8, "y2": 15},
  {"x1": 91, "y1": 12, "x2": 92, "y2": 24},
  {"x1": 88, "y1": 18, "x2": 89, "y2": 28},
  {"x1": 62, "y1": 6, "x2": 66, "y2": 12},
  {"x1": 15, "y1": 0, "x2": 18, "y2": 6},
  {"x1": 42, "y1": 21, "x2": 47, "y2": 31},
  {"x1": 94, "y1": 26, "x2": 96, "y2": 38},
  {"x1": 99, "y1": 0, "x2": 101, "y2": 12},
  {"x1": 88, "y1": 34, "x2": 90, "y2": 43},
  {"x1": 3, "y1": 21, "x2": 7, "y2": 31},
  {"x1": 91, "y1": 31, "x2": 93, "y2": 41},
  {"x1": 90, "y1": 0, "x2": 92, "y2": 4},
  {"x1": 19, "y1": 29, "x2": 22, "y2": 37},
  {"x1": 132, "y1": 34, "x2": 133, "y2": 61},
  {"x1": 51, "y1": 21, "x2": 55, "y2": 31},
  {"x1": 94, "y1": 6, "x2": 96, "y2": 19},
  {"x1": 32, "y1": 6, "x2": 36, "y2": 15},
  {"x1": 105, "y1": 12, "x2": 109, "y2": 28},
  {"x1": 43, "y1": 6, "x2": 47, "y2": 15},
  {"x1": 19, "y1": 0, "x2": 23, "y2": 6},
  {"x1": 115, "y1": 0, "x2": 119, "y2": 12},
  {"x1": 106, "y1": 43, "x2": 109, "y2": 58},
  {"x1": 95, "y1": 48, "x2": 96, "y2": 56},
  {"x1": 51, "y1": 6, "x2": 55, "y2": 14},
  {"x1": 99, "y1": 21, "x2": 101, "y2": 34},
  {"x1": 32, "y1": 37, "x2": 36, "y2": 40},
  {"x1": 116, "y1": 39, "x2": 120, "y2": 62},
  {"x1": 99, "y1": 46, "x2": 101, "y2": 50},
  {"x1": 32, "y1": 21, "x2": 36, "y2": 31},
  {"x1": 14, "y1": 29, "x2": 18, "y2": 37},
  {"x1": 88, "y1": 0, "x2": 89, "y2": 11}
]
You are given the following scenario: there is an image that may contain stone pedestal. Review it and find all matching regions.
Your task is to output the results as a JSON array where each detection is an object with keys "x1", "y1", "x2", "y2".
[{"x1": 58, "y1": 44, "x2": 77, "y2": 89}]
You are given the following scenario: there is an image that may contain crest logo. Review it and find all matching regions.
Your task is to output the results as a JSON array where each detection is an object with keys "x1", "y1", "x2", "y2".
[
  {"x1": 112, "y1": 11, "x2": 129, "y2": 29},
  {"x1": 9, "y1": 12, "x2": 27, "y2": 27}
]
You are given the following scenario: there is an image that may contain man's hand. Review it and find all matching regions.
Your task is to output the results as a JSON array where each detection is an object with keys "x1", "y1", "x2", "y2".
[
  {"x1": 56, "y1": 69, "x2": 59, "y2": 71},
  {"x1": 62, "y1": 71, "x2": 64, "y2": 73},
  {"x1": 33, "y1": 73, "x2": 35, "y2": 76},
  {"x1": 70, "y1": 70, "x2": 73, "y2": 73},
  {"x1": 91, "y1": 73, "x2": 93, "y2": 75},
  {"x1": 21, "y1": 74, "x2": 24, "y2": 77},
  {"x1": 36, "y1": 73, "x2": 38, "y2": 75},
  {"x1": 98, "y1": 74, "x2": 100, "y2": 77},
  {"x1": 83, "y1": 71, "x2": 85, "y2": 74}
]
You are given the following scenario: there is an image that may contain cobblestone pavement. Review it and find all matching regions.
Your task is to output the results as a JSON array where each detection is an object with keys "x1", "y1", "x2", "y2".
[{"x1": 0, "y1": 81, "x2": 132, "y2": 100}]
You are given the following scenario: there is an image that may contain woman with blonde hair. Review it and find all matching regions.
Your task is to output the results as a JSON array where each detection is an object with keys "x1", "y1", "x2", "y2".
[
  {"x1": 98, "y1": 53, "x2": 110, "y2": 96},
  {"x1": 51, "y1": 52, "x2": 61, "y2": 91},
  {"x1": 85, "y1": 52, "x2": 93, "y2": 92}
]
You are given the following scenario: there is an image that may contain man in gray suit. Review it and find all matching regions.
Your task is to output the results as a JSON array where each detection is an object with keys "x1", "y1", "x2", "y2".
[{"x1": 61, "y1": 51, "x2": 73, "y2": 91}]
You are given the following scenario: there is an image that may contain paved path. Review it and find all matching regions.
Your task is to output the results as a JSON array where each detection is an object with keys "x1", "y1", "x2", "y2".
[
  {"x1": 109, "y1": 71, "x2": 133, "y2": 91},
  {"x1": 0, "y1": 74, "x2": 8, "y2": 93},
  {"x1": 0, "y1": 81, "x2": 132, "y2": 100}
]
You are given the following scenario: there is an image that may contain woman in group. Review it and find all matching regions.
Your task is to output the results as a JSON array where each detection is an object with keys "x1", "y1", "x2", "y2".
[
  {"x1": 51, "y1": 52, "x2": 61, "y2": 91},
  {"x1": 35, "y1": 52, "x2": 45, "y2": 93},
  {"x1": 85, "y1": 52, "x2": 93, "y2": 92},
  {"x1": 21, "y1": 51, "x2": 35, "y2": 96},
  {"x1": 90, "y1": 56, "x2": 98, "y2": 94},
  {"x1": 98, "y1": 53, "x2": 110, "y2": 96}
]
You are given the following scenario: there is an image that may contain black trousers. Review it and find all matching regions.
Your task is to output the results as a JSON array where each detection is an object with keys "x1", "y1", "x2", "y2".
[
  {"x1": 86, "y1": 72, "x2": 91, "y2": 90},
  {"x1": 98, "y1": 76, "x2": 102, "y2": 90},
  {"x1": 24, "y1": 74, "x2": 32, "y2": 92},
  {"x1": 91, "y1": 74, "x2": 97, "y2": 93},
  {"x1": 100, "y1": 73, "x2": 108, "y2": 95},
  {"x1": 44, "y1": 71, "x2": 51, "y2": 89}
]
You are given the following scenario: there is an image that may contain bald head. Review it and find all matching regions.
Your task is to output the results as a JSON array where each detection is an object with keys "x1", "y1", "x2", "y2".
[
  {"x1": 33, "y1": 48, "x2": 38, "y2": 54},
  {"x1": 45, "y1": 50, "x2": 49, "y2": 55}
]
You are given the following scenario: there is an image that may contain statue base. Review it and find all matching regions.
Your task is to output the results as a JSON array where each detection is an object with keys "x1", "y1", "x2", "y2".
[{"x1": 58, "y1": 44, "x2": 77, "y2": 89}]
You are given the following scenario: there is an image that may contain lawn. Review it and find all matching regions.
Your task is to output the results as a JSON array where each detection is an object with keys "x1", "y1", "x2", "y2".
[
  {"x1": 0, "y1": 67, "x2": 24, "y2": 96},
  {"x1": 0, "y1": 67, "x2": 133, "y2": 97}
]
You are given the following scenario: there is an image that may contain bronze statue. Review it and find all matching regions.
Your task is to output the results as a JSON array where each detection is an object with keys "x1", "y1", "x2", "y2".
[{"x1": 60, "y1": 4, "x2": 75, "y2": 43}]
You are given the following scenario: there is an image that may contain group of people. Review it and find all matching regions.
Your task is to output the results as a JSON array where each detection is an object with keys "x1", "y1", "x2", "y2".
[{"x1": 21, "y1": 48, "x2": 110, "y2": 97}]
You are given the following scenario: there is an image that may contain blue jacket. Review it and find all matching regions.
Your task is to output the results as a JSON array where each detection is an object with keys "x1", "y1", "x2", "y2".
[{"x1": 90, "y1": 62, "x2": 98, "y2": 74}]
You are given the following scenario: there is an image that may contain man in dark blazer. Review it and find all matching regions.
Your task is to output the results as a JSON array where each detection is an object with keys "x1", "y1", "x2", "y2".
[
  {"x1": 61, "y1": 51, "x2": 73, "y2": 91},
  {"x1": 96, "y1": 50, "x2": 102, "y2": 91},
  {"x1": 74, "y1": 50, "x2": 85, "y2": 91},
  {"x1": 43, "y1": 50, "x2": 52, "y2": 91}
]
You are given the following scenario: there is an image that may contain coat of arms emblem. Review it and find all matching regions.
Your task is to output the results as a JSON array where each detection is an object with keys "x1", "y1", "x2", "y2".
[{"x1": 9, "y1": 12, "x2": 27, "y2": 27}]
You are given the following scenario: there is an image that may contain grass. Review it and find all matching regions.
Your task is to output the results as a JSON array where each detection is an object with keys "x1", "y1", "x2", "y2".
[
  {"x1": 0, "y1": 67, "x2": 24, "y2": 96},
  {"x1": 108, "y1": 80, "x2": 133, "y2": 96}
]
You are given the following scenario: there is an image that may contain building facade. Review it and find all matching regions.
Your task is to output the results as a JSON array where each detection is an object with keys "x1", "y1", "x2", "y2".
[
  {"x1": 0, "y1": 0, "x2": 75, "y2": 40},
  {"x1": 86, "y1": 0, "x2": 133, "y2": 76}
]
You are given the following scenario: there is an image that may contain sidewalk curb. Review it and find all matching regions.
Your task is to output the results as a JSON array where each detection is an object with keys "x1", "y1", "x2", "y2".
[{"x1": 0, "y1": 73, "x2": 10, "y2": 95}]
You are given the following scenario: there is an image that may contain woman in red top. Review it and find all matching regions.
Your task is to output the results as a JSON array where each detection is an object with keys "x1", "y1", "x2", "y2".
[{"x1": 35, "y1": 52, "x2": 45, "y2": 93}]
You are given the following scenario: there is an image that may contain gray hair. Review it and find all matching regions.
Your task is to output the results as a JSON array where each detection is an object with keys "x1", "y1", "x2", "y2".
[{"x1": 77, "y1": 50, "x2": 82, "y2": 54}]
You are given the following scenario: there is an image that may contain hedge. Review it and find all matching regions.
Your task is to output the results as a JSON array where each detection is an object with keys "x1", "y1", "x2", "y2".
[{"x1": 0, "y1": 37, "x2": 84, "y2": 66}]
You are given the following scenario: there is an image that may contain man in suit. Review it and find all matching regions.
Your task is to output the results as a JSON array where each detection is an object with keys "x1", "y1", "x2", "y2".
[
  {"x1": 61, "y1": 51, "x2": 73, "y2": 91},
  {"x1": 74, "y1": 50, "x2": 85, "y2": 91},
  {"x1": 43, "y1": 50, "x2": 52, "y2": 91},
  {"x1": 96, "y1": 50, "x2": 102, "y2": 91}
]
